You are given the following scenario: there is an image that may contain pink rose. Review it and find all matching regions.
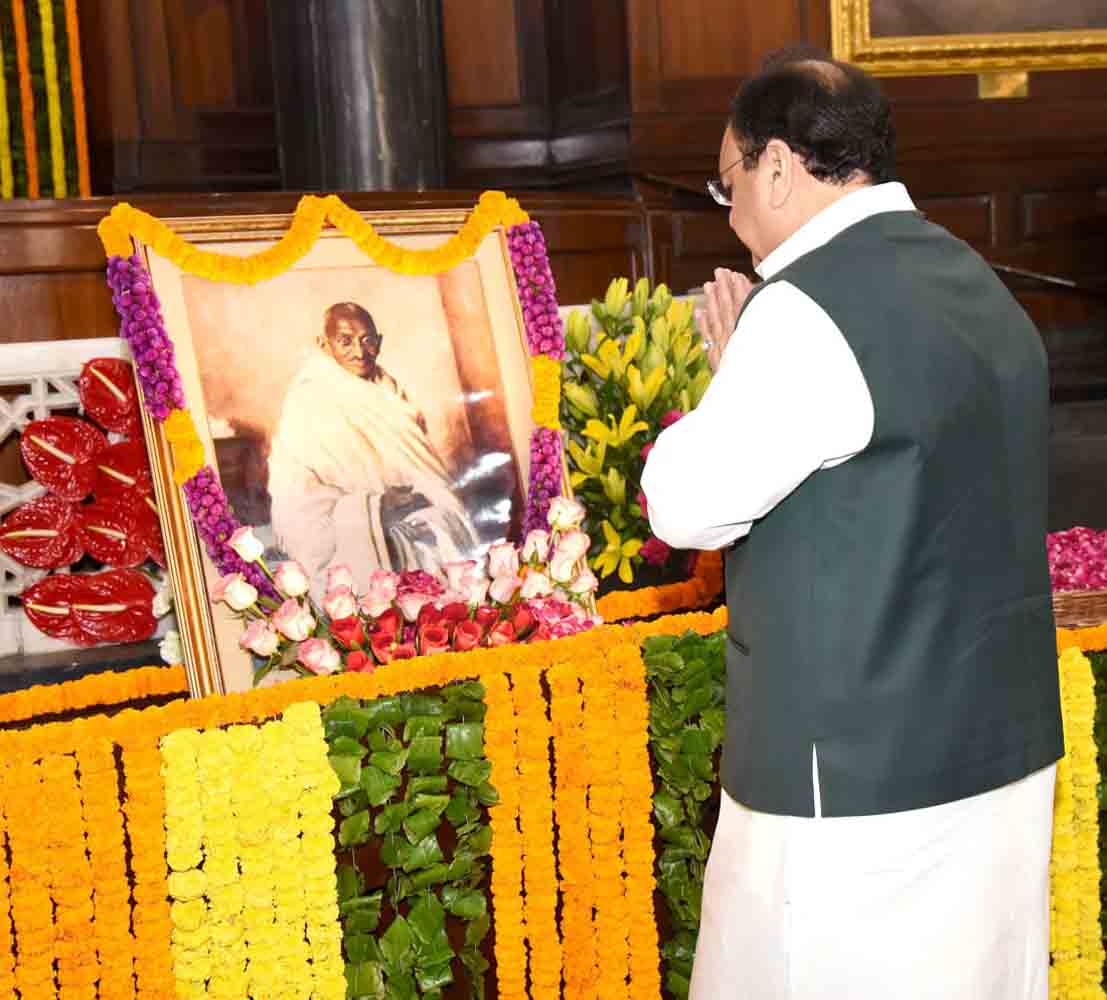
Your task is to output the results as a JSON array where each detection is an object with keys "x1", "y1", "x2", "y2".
[
  {"x1": 223, "y1": 577, "x2": 259, "y2": 612},
  {"x1": 211, "y1": 572, "x2": 243, "y2": 604},
  {"x1": 547, "y1": 496, "x2": 586, "y2": 531},
  {"x1": 239, "y1": 619, "x2": 280, "y2": 657},
  {"x1": 521, "y1": 529, "x2": 550, "y2": 563},
  {"x1": 519, "y1": 571, "x2": 552, "y2": 600},
  {"x1": 397, "y1": 570, "x2": 443, "y2": 597},
  {"x1": 442, "y1": 560, "x2": 478, "y2": 593},
  {"x1": 640, "y1": 535, "x2": 672, "y2": 567},
  {"x1": 489, "y1": 573, "x2": 522, "y2": 605},
  {"x1": 397, "y1": 592, "x2": 431, "y2": 622},
  {"x1": 326, "y1": 564, "x2": 357, "y2": 593},
  {"x1": 569, "y1": 567, "x2": 599, "y2": 596},
  {"x1": 227, "y1": 526, "x2": 264, "y2": 562},
  {"x1": 273, "y1": 560, "x2": 310, "y2": 598},
  {"x1": 272, "y1": 598, "x2": 315, "y2": 641},
  {"x1": 298, "y1": 637, "x2": 340, "y2": 674},
  {"x1": 660, "y1": 409, "x2": 684, "y2": 428},
  {"x1": 487, "y1": 541, "x2": 519, "y2": 579},
  {"x1": 359, "y1": 584, "x2": 395, "y2": 618},
  {"x1": 323, "y1": 587, "x2": 358, "y2": 621}
]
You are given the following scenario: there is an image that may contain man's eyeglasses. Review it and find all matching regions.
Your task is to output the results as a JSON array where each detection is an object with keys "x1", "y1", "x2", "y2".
[{"x1": 706, "y1": 156, "x2": 742, "y2": 207}]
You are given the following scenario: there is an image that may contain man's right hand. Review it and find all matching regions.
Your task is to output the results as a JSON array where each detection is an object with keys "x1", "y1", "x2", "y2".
[{"x1": 696, "y1": 268, "x2": 754, "y2": 371}]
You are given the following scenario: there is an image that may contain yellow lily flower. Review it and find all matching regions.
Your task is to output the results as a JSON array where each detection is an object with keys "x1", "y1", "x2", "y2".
[
  {"x1": 582, "y1": 404, "x2": 649, "y2": 449},
  {"x1": 626, "y1": 364, "x2": 666, "y2": 412},
  {"x1": 624, "y1": 321, "x2": 645, "y2": 364},
  {"x1": 666, "y1": 298, "x2": 692, "y2": 333},
  {"x1": 563, "y1": 380, "x2": 599, "y2": 417},
  {"x1": 567, "y1": 439, "x2": 607, "y2": 487},
  {"x1": 670, "y1": 331, "x2": 693, "y2": 366},
  {"x1": 631, "y1": 277, "x2": 650, "y2": 317},
  {"x1": 581, "y1": 338, "x2": 624, "y2": 381},
  {"x1": 565, "y1": 310, "x2": 592, "y2": 354},
  {"x1": 593, "y1": 520, "x2": 644, "y2": 583},
  {"x1": 604, "y1": 277, "x2": 630, "y2": 315},
  {"x1": 601, "y1": 467, "x2": 626, "y2": 506},
  {"x1": 649, "y1": 314, "x2": 672, "y2": 353},
  {"x1": 650, "y1": 282, "x2": 673, "y2": 316}
]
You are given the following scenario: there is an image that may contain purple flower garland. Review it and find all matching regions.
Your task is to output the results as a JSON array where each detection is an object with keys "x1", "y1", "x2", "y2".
[
  {"x1": 104, "y1": 212, "x2": 566, "y2": 584},
  {"x1": 507, "y1": 220, "x2": 566, "y2": 533}
]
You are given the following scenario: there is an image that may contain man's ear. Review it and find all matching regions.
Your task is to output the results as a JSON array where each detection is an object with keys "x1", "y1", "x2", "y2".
[
  {"x1": 763, "y1": 139, "x2": 794, "y2": 210},
  {"x1": 316, "y1": 334, "x2": 330, "y2": 353}
]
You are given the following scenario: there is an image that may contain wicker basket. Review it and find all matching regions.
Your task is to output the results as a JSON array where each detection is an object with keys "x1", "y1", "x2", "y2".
[{"x1": 1052, "y1": 588, "x2": 1107, "y2": 629}]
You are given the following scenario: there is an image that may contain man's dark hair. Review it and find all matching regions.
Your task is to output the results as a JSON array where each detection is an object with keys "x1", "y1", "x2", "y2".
[
  {"x1": 324, "y1": 302, "x2": 380, "y2": 341},
  {"x1": 729, "y1": 46, "x2": 895, "y2": 184}
]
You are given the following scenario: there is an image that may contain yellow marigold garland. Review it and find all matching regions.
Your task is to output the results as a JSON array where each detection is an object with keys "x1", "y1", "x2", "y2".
[
  {"x1": 162, "y1": 704, "x2": 343, "y2": 1000},
  {"x1": 0, "y1": 770, "x2": 14, "y2": 998},
  {"x1": 97, "y1": 191, "x2": 530, "y2": 281},
  {"x1": 482, "y1": 672, "x2": 528, "y2": 998},
  {"x1": 547, "y1": 661, "x2": 598, "y2": 998},
  {"x1": 513, "y1": 663, "x2": 563, "y2": 998},
  {"x1": 164, "y1": 408, "x2": 206, "y2": 486},
  {"x1": 530, "y1": 354, "x2": 562, "y2": 430},
  {"x1": 77, "y1": 741, "x2": 137, "y2": 999},
  {"x1": 1050, "y1": 648, "x2": 1104, "y2": 1000},
  {"x1": 581, "y1": 654, "x2": 631, "y2": 999},
  {"x1": 609, "y1": 644, "x2": 663, "y2": 996}
]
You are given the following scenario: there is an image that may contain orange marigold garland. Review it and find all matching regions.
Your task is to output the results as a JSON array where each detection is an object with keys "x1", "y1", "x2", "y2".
[
  {"x1": 119, "y1": 740, "x2": 175, "y2": 999},
  {"x1": 597, "y1": 550, "x2": 723, "y2": 623},
  {"x1": 482, "y1": 672, "x2": 528, "y2": 998},
  {"x1": 547, "y1": 661, "x2": 598, "y2": 998},
  {"x1": 512, "y1": 663, "x2": 563, "y2": 998},
  {"x1": 0, "y1": 775, "x2": 13, "y2": 999},
  {"x1": 77, "y1": 741, "x2": 136, "y2": 999},
  {"x1": 6, "y1": 760, "x2": 55, "y2": 999},
  {"x1": 609, "y1": 643, "x2": 664, "y2": 996},
  {"x1": 43, "y1": 753, "x2": 99, "y2": 1000},
  {"x1": 581, "y1": 654, "x2": 630, "y2": 999}
]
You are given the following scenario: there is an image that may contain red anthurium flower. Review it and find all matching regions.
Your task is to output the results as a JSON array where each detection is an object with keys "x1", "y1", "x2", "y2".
[
  {"x1": 134, "y1": 494, "x2": 166, "y2": 568},
  {"x1": 452, "y1": 620, "x2": 483, "y2": 652},
  {"x1": 330, "y1": 616, "x2": 365, "y2": 649},
  {"x1": 488, "y1": 620, "x2": 516, "y2": 646},
  {"x1": 93, "y1": 440, "x2": 153, "y2": 500},
  {"x1": 78, "y1": 499, "x2": 147, "y2": 568},
  {"x1": 22, "y1": 568, "x2": 156, "y2": 645},
  {"x1": 418, "y1": 624, "x2": 451, "y2": 655},
  {"x1": 79, "y1": 358, "x2": 141, "y2": 436},
  {"x1": 20, "y1": 417, "x2": 108, "y2": 501},
  {"x1": 346, "y1": 650, "x2": 374, "y2": 673},
  {"x1": 0, "y1": 495, "x2": 83, "y2": 568}
]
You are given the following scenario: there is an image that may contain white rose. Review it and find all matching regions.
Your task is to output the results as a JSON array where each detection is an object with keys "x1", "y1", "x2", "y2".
[
  {"x1": 323, "y1": 587, "x2": 358, "y2": 620},
  {"x1": 227, "y1": 526, "x2": 264, "y2": 563},
  {"x1": 159, "y1": 629, "x2": 182, "y2": 664},
  {"x1": 152, "y1": 578, "x2": 174, "y2": 618},
  {"x1": 547, "y1": 496, "x2": 586, "y2": 531},
  {"x1": 489, "y1": 573, "x2": 522, "y2": 605},
  {"x1": 487, "y1": 541, "x2": 519, "y2": 579},
  {"x1": 326, "y1": 564, "x2": 357, "y2": 593},
  {"x1": 520, "y1": 571, "x2": 553, "y2": 600},
  {"x1": 224, "y1": 576, "x2": 259, "y2": 612},
  {"x1": 274, "y1": 560, "x2": 310, "y2": 598},
  {"x1": 521, "y1": 529, "x2": 551, "y2": 563}
]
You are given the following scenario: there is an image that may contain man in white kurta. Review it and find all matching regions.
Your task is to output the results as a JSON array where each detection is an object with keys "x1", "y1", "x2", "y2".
[
  {"x1": 268, "y1": 302, "x2": 477, "y2": 593},
  {"x1": 642, "y1": 53, "x2": 1057, "y2": 998}
]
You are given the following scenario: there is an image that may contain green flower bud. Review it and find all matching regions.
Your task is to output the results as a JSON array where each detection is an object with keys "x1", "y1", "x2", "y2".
[
  {"x1": 650, "y1": 282, "x2": 672, "y2": 317},
  {"x1": 566, "y1": 310, "x2": 592, "y2": 355},
  {"x1": 631, "y1": 277, "x2": 650, "y2": 317},
  {"x1": 604, "y1": 277, "x2": 630, "y2": 316},
  {"x1": 563, "y1": 380, "x2": 600, "y2": 418}
]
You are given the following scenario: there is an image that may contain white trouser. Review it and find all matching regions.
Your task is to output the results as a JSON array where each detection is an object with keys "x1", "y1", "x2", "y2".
[{"x1": 689, "y1": 765, "x2": 1056, "y2": 999}]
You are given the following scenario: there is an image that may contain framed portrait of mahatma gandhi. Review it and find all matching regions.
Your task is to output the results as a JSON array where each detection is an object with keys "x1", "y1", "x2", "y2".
[
  {"x1": 132, "y1": 206, "x2": 545, "y2": 694},
  {"x1": 831, "y1": 0, "x2": 1107, "y2": 76}
]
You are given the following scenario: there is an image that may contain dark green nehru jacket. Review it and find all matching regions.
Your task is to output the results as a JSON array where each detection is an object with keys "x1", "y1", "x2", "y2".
[{"x1": 724, "y1": 209, "x2": 1064, "y2": 818}]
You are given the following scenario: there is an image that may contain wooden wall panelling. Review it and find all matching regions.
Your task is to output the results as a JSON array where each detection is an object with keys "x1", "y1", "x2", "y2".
[{"x1": 77, "y1": 0, "x2": 278, "y2": 193}]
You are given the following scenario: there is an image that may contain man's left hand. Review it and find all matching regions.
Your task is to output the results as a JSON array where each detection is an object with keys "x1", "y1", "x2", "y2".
[{"x1": 697, "y1": 268, "x2": 754, "y2": 370}]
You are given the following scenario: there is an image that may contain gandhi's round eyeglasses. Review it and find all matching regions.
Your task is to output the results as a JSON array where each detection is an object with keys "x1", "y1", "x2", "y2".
[{"x1": 706, "y1": 157, "x2": 742, "y2": 207}]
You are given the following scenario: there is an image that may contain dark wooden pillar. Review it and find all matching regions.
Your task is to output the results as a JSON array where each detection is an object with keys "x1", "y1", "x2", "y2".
[{"x1": 267, "y1": 0, "x2": 448, "y2": 190}]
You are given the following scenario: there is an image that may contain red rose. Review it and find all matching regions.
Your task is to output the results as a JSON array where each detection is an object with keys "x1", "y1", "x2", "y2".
[
  {"x1": 417, "y1": 602, "x2": 445, "y2": 629},
  {"x1": 440, "y1": 601, "x2": 470, "y2": 623},
  {"x1": 346, "y1": 650, "x2": 374, "y2": 673},
  {"x1": 452, "y1": 619, "x2": 483, "y2": 652},
  {"x1": 526, "y1": 624, "x2": 553, "y2": 644},
  {"x1": 474, "y1": 605, "x2": 500, "y2": 629},
  {"x1": 636, "y1": 489, "x2": 649, "y2": 518},
  {"x1": 418, "y1": 623, "x2": 451, "y2": 655},
  {"x1": 488, "y1": 620, "x2": 516, "y2": 646},
  {"x1": 511, "y1": 605, "x2": 537, "y2": 640},
  {"x1": 373, "y1": 607, "x2": 402, "y2": 638},
  {"x1": 370, "y1": 634, "x2": 395, "y2": 664},
  {"x1": 393, "y1": 642, "x2": 417, "y2": 660},
  {"x1": 330, "y1": 616, "x2": 365, "y2": 649}
]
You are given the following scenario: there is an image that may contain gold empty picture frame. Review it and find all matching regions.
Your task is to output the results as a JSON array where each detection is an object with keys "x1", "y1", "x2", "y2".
[{"x1": 831, "y1": 0, "x2": 1107, "y2": 76}]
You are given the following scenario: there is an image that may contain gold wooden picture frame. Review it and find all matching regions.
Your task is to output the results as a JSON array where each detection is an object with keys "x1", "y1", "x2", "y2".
[
  {"x1": 831, "y1": 0, "x2": 1107, "y2": 76},
  {"x1": 134, "y1": 210, "x2": 542, "y2": 697}
]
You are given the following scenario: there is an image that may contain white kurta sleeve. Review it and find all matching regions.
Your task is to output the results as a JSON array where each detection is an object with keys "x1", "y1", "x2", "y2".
[{"x1": 640, "y1": 281, "x2": 875, "y2": 551}]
